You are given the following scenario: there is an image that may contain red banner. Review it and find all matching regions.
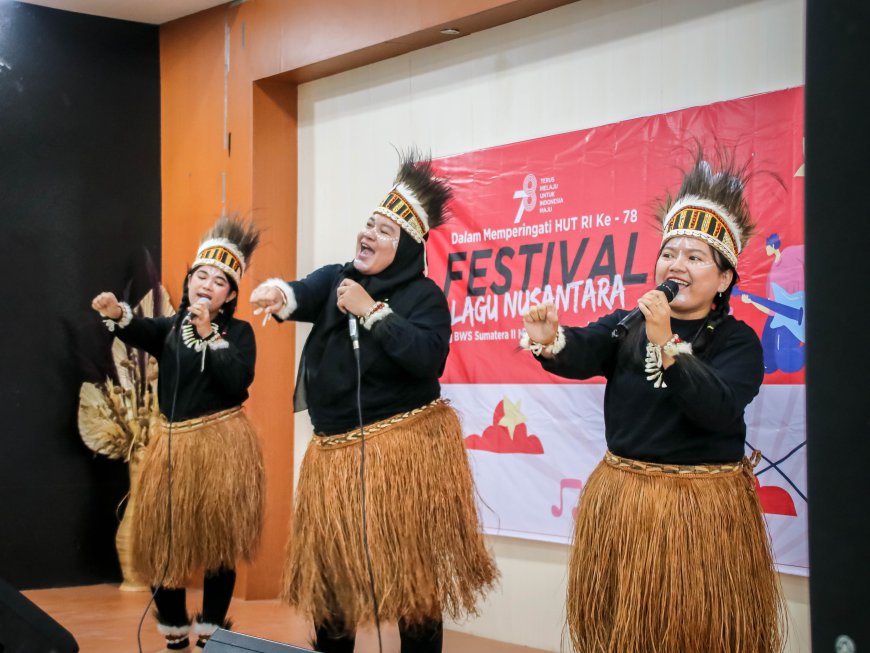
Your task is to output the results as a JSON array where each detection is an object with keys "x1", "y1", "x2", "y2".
[
  {"x1": 429, "y1": 87, "x2": 806, "y2": 385},
  {"x1": 428, "y1": 89, "x2": 807, "y2": 571}
]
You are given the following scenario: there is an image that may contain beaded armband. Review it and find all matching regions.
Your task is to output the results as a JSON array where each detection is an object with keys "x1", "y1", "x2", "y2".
[
  {"x1": 644, "y1": 334, "x2": 693, "y2": 388},
  {"x1": 519, "y1": 326, "x2": 566, "y2": 356},
  {"x1": 103, "y1": 302, "x2": 133, "y2": 332},
  {"x1": 359, "y1": 301, "x2": 392, "y2": 330}
]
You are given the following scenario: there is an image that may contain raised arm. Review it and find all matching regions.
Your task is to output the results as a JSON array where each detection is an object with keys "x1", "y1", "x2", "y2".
[
  {"x1": 250, "y1": 265, "x2": 344, "y2": 324},
  {"x1": 362, "y1": 281, "x2": 451, "y2": 379},
  {"x1": 661, "y1": 322, "x2": 764, "y2": 429},
  {"x1": 523, "y1": 303, "x2": 622, "y2": 381},
  {"x1": 205, "y1": 320, "x2": 257, "y2": 395},
  {"x1": 91, "y1": 291, "x2": 171, "y2": 358}
]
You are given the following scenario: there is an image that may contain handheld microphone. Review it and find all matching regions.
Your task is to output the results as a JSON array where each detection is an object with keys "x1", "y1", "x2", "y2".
[
  {"x1": 183, "y1": 297, "x2": 211, "y2": 323},
  {"x1": 348, "y1": 314, "x2": 360, "y2": 351},
  {"x1": 611, "y1": 279, "x2": 680, "y2": 340}
]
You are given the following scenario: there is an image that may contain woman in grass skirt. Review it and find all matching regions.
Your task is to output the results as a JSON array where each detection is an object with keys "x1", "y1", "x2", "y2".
[
  {"x1": 92, "y1": 216, "x2": 264, "y2": 652},
  {"x1": 251, "y1": 152, "x2": 496, "y2": 653},
  {"x1": 521, "y1": 151, "x2": 785, "y2": 653}
]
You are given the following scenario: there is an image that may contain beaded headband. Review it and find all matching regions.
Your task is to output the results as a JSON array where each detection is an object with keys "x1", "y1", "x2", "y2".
[
  {"x1": 193, "y1": 238, "x2": 246, "y2": 283},
  {"x1": 373, "y1": 182, "x2": 430, "y2": 243},
  {"x1": 661, "y1": 195, "x2": 742, "y2": 268}
]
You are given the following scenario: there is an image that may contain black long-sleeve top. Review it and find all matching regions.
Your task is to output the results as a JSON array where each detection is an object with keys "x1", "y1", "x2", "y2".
[
  {"x1": 112, "y1": 314, "x2": 256, "y2": 422},
  {"x1": 538, "y1": 310, "x2": 764, "y2": 464},
  {"x1": 285, "y1": 264, "x2": 451, "y2": 435}
]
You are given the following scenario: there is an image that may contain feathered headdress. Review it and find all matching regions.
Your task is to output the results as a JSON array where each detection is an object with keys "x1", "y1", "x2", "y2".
[
  {"x1": 193, "y1": 215, "x2": 260, "y2": 284},
  {"x1": 373, "y1": 150, "x2": 452, "y2": 242},
  {"x1": 657, "y1": 150, "x2": 756, "y2": 269}
]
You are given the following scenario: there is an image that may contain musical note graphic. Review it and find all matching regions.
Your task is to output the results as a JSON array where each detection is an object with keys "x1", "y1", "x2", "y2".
[{"x1": 551, "y1": 478, "x2": 583, "y2": 518}]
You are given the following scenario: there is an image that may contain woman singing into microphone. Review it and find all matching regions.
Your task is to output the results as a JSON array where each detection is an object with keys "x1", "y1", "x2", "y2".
[
  {"x1": 250, "y1": 152, "x2": 495, "y2": 653},
  {"x1": 91, "y1": 217, "x2": 264, "y2": 653},
  {"x1": 521, "y1": 152, "x2": 784, "y2": 653}
]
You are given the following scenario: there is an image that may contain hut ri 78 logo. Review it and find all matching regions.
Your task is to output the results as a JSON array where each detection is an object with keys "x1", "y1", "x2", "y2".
[
  {"x1": 513, "y1": 173, "x2": 563, "y2": 222},
  {"x1": 513, "y1": 173, "x2": 537, "y2": 223}
]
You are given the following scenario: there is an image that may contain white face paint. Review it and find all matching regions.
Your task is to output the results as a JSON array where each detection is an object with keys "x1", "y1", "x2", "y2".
[
  {"x1": 353, "y1": 214, "x2": 400, "y2": 275},
  {"x1": 655, "y1": 236, "x2": 733, "y2": 320},
  {"x1": 188, "y1": 265, "x2": 235, "y2": 315}
]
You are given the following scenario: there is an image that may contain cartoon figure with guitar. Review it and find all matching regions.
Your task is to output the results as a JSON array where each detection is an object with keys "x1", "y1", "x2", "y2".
[{"x1": 736, "y1": 233, "x2": 805, "y2": 373}]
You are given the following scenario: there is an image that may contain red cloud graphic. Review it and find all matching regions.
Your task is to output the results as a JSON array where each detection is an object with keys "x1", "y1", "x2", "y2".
[
  {"x1": 464, "y1": 398, "x2": 544, "y2": 454},
  {"x1": 755, "y1": 478, "x2": 798, "y2": 516}
]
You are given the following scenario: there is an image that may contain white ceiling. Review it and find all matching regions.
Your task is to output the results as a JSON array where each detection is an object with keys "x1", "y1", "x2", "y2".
[{"x1": 21, "y1": 0, "x2": 236, "y2": 25}]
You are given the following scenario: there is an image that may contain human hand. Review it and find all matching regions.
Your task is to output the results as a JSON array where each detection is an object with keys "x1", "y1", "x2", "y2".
[
  {"x1": 91, "y1": 292, "x2": 123, "y2": 320},
  {"x1": 638, "y1": 289, "x2": 673, "y2": 348},
  {"x1": 250, "y1": 284, "x2": 286, "y2": 323},
  {"x1": 522, "y1": 303, "x2": 560, "y2": 346},
  {"x1": 336, "y1": 279, "x2": 375, "y2": 317},
  {"x1": 187, "y1": 298, "x2": 213, "y2": 338}
]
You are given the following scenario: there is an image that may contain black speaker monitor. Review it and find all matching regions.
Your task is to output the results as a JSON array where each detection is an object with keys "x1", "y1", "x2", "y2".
[
  {"x1": 0, "y1": 577, "x2": 79, "y2": 653},
  {"x1": 203, "y1": 629, "x2": 314, "y2": 653}
]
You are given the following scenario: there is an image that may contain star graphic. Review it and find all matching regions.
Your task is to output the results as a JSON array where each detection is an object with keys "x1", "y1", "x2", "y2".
[{"x1": 498, "y1": 397, "x2": 526, "y2": 439}]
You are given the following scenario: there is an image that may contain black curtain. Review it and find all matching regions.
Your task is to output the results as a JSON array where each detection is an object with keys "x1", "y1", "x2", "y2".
[
  {"x1": 806, "y1": 0, "x2": 870, "y2": 649},
  {"x1": 0, "y1": 2, "x2": 160, "y2": 588}
]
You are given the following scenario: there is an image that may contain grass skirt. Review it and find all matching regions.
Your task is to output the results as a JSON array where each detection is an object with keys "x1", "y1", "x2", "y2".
[
  {"x1": 282, "y1": 399, "x2": 497, "y2": 628},
  {"x1": 131, "y1": 407, "x2": 265, "y2": 588},
  {"x1": 567, "y1": 451, "x2": 785, "y2": 653}
]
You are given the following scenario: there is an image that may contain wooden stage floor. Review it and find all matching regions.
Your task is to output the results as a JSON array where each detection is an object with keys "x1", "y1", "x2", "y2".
[{"x1": 23, "y1": 584, "x2": 548, "y2": 653}]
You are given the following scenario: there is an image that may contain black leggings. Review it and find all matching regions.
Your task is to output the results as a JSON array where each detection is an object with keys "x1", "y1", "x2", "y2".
[
  {"x1": 153, "y1": 566, "x2": 236, "y2": 628},
  {"x1": 314, "y1": 619, "x2": 443, "y2": 653}
]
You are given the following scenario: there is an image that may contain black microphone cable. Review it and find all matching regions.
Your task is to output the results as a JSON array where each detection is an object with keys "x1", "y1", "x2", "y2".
[
  {"x1": 136, "y1": 315, "x2": 184, "y2": 653},
  {"x1": 350, "y1": 316, "x2": 383, "y2": 653}
]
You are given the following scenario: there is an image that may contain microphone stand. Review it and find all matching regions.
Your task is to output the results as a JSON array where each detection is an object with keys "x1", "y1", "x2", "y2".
[{"x1": 349, "y1": 315, "x2": 383, "y2": 653}]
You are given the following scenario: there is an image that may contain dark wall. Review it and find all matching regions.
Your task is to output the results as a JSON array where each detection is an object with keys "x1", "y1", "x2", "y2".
[
  {"x1": 806, "y1": 0, "x2": 870, "y2": 650},
  {"x1": 0, "y1": 3, "x2": 160, "y2": 588}
]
